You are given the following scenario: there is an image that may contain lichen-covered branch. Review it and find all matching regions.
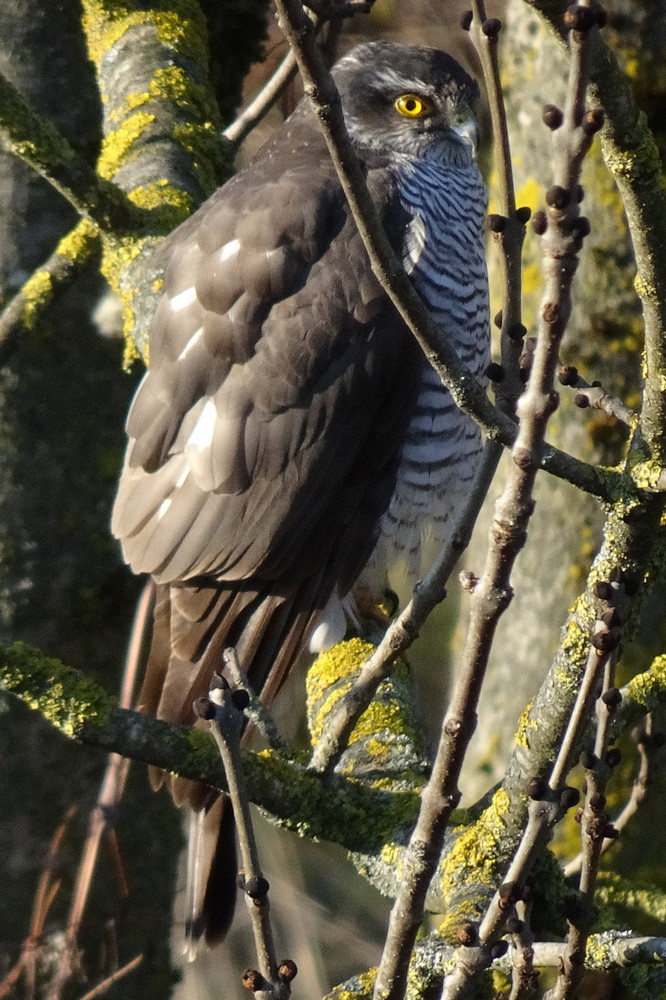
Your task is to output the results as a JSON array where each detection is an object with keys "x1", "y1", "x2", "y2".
[
  {"x1": 0, "y1": 640, "x2": 424, "y2": 862},
  {"x1": 0, "y1": 70, "x2": 140, "y2": 233},
  {"x1": 79, "y1": 0, "x2": 231, "y2": 361},
  {"x1": 0, "y1": 219, "x2": 100, "y2": 365}
]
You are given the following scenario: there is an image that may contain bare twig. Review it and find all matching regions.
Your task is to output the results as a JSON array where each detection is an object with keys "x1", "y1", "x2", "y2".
[
  {"x1": 65, "y1": 584, "x2": 151, "y2": 958},
  {"x1": 76, "y1": 954, "x2": 143, "y2": 1000},
  {"x1": 558, "y1": 365, "x2": 635, "y2": 425},
  {"x1": 439, "y1": 8, "x2": 607, "y2": 999},
  {"x1": 196, "y1": 681, "x2": 293, "y2": 1000},
  {"x1": 223, "y1": 49, "x2": 300, "y2": 148},
  {"x1": 222, "y1": 647, "x2": 288, "y2": 751}
]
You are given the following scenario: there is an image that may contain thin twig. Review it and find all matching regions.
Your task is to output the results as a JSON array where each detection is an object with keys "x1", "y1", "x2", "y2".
[
  {"x1": 198, "y1": 683, "x2": 292, "y2": 1000},
  {"x1": 223, "y1": 48, "x2": 300, "y2": 147},
  {"x1": 76, "y1": 954, "x2": 143, "y2": 1000},
  {"x1": 222, "y1": 647, "x2": 288, "y2": 751},
  {"x1": 558, "y1": 364, "x2": 635, "y2": 425},
  {"x1": 65, "y1": 584, "x2": 151, "y2": 957}
]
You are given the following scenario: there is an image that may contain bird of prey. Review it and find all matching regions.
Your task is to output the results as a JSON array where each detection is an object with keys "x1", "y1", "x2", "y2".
[{"x1": 112, "y1": 40, "x2": 489, "y2": 948}]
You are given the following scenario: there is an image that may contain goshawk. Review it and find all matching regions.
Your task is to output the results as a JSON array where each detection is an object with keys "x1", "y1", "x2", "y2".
[{"x1": 112, "y1": 40, "x2": 489, "y2": 947}]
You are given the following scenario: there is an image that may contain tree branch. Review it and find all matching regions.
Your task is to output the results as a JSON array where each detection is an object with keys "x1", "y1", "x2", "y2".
[{"x1": 0, "y1": 219, "x2": 100, "y2": 365}]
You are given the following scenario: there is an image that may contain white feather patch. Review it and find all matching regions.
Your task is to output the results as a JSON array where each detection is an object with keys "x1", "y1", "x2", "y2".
[
  {"x1": 219, "y1": 238, "x2": 241, "y2": 262},
  {"x1": 177, "y1": 326, "x2": 204, "y2": 360},
  {"x1": 170, "y1": 286, "x2": 197, "y2": 312}
]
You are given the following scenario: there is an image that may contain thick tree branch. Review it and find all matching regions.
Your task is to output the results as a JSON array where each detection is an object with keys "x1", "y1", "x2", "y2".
[
  {"x1": 0, "y1": 641, "x2": 422, "y2": 859},
  {"x1": 0, "y1": 71, "x2": 142, "y2": 233}
]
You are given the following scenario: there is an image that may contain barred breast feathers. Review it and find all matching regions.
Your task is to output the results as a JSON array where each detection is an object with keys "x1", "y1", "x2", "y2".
[{"x1": 370, "y1": 154, "x2": 489, "y2": 578}]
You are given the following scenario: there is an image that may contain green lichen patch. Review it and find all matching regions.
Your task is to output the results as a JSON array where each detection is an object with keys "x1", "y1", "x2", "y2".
[
  {"x1": 82, "y1": 2, "x2": 210, "y2": 72},
  {"x1": 437, "y1": 787, "x2": 511, "y2": 940},
  {"x1": 97, "y1": 110, "x2": 156, "y2": 181},
  {"x1": 0, "y1": 641, "x2": 115, "y2": 738},
  {"x1": 625, "y1": 654, "x2": 666, "y2": 712}
]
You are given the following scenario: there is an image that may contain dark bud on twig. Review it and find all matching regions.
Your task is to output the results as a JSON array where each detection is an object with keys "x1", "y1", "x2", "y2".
[
  {"x1": 591, "y1": 628, "x2": 620, "y2": 652},
  {"x1": 506, "y1": 916, "x2": 523, "y2": 934},
  {"x1": 582, "y1": 109, "x2": 605, "y2": 135},
  {"x1": 573, "y1": 393, "x2": 590, "y2": 408},
  {"x1": 593, "y1": 580, "x2": 613, "y2": 600},
  {"x1": 601, "y1": 609, "x2": 621, "y2": 628},
  {"x1": 542, "y1": 104, "x2": 564, "y2": 130},
  {"x1": 460, "y1": 9, "x2": 473, "y2": 30},
  {"x1": 576, "y1": 184, "x2": 585, "y2": 202},
  {"x1": 601, "y1": 687, "x2": 622, "y2": 709},
  {"x1": 210, "y1": 671, "x2": 229, "y2": 690},
  {"x1": 231, "y1": 689, "x2": 250, "y2": 711},
  {"x1": 570, "y1": 216, "x2": 591, "y2": 238},
  {"x1": 560, "y1": 786, "x2": 581, "y2": 810},
  {"x1": 542, "y1": 301, "x2": 560, "y2": 325},
  {"x1": 608, "y1": 566, "x2": 622, "y2": 584},
  {"x1": 482, "y1": 17, "x2": 502, "y2": 37},
  {"x1": 532, "y1": 210, "x2": 547, "y2": 235},
  {"x1": 515, "y1": 206, "x2": 532, "y2": 224},
  {"x1": 494, "y1": 310, "x2": 503, "y2": 329},
  {"x1": 558, "y1": 365, "x2": 579, "y2": 386},
  {"x1": 596, "y1": 5, "x2": 608, "y2": 27},
  {"x1": 242, "y1": 969, "x2": 268, "y2": 992},
  {"x1": 487, "y1": 213, "x2": 507, "y2": 233},
  {"x1": 508, "y1": 322, "x2": 527, "y2": 341},
  {"x1": 244, "y1": 875, "x2": 270, "y2": 900},
  {"x1": 193, "y1": 696, "x2": 216, "y2": 720},
  {"x1": 527, "y1": 776, "x2": 548, "y2": 800},
  {"x1": 564, "y1": 4, "x2": 597, "y2": 32},
  {"x1": 605, "y1": 747, "x2": 621, "y2": 768},
  {"x1": 604, "y1": 823, "x2": 619, "y2": 839},
  {"x1": 490, "y1": 939, "x2": 509, "y2": 960},
  {"x1": 579, "y1": 750, "x2": 596, "y2": 770},
  {"x1": 278, "y1": 960, "x2": 298, "y2": 982},
  {"x1": 498, "y1": 882, "x2": 520, "y2": 909},
  {"x1": 457, "y1": 921, "x2": 479, "y2": 946},
  {"x1": 545, "y1": 185, "x2": 570, "y2": 210},
  {"x1": 485, "y1": 362, "x2": 505, "y2": 382}
]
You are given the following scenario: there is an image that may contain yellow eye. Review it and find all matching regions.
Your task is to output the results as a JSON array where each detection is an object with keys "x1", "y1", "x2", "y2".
[{"x1": 394, "y1": 94, "x2": 429, "y2": 118}]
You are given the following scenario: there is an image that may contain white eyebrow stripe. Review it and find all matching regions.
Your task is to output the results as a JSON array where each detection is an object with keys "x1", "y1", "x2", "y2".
[
  {"x1": 178, "y1": 326, "x2": 204, "y2": 360},
  {"x1": 170, "y1": 286, "x2": 197, "y2": 312},
  {"x1": 219, "y1": 238, "x2": 241, "y2": 262}
]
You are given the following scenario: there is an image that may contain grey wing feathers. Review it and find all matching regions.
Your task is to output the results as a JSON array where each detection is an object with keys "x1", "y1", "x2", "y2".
[{"x1": 112, "y1": 130, "x2": 420, "y2": 590}]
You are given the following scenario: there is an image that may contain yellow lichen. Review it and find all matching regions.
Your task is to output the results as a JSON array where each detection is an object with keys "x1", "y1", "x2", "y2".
[
  {"x1": 97, "y1": 110, "x2": 156, "y2": 181},
  {"x1": 437, "y1": 787, "x2": 512, "y2": 938},
  {"x1": 81, "y1": 2, "x2": 209, "y2": 72},
  {"x1": 20, "y1": 270, "x2": 53, "y2": 330}
]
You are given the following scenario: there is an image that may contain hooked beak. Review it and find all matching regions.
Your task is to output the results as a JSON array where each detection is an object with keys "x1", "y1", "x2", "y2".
[{"x1": 452, "y1": 117, "x2": 479, "y2": 157}]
